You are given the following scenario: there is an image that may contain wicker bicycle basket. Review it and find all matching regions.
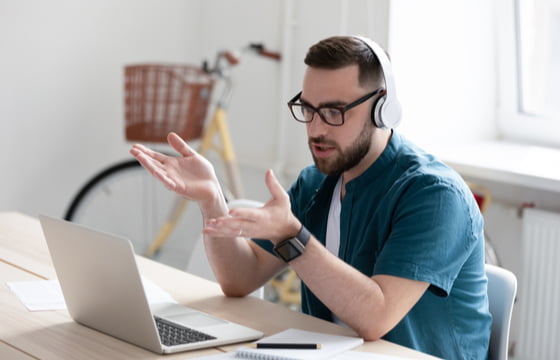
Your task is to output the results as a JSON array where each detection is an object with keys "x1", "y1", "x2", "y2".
[{"x1": 124, "y1": 64, "x2": 214, "y2": 143}]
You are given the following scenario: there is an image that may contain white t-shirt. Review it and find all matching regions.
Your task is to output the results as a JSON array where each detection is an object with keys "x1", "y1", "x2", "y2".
[
  {"x1": 325, "y1": 176, "x2": 348, "y2": 327},
  {"x1": 326, "y1": 176, "x2": 342, "y2": 256}
]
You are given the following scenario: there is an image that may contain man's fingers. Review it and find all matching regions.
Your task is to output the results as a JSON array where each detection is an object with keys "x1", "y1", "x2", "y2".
[
  {"x1": 130, "y1": 143, "x2": 168, "y2": 164},
  {"x1": 204, "y1": 217, "x2": 252, "y2": 237},
  {"x1": 130, "y1": 140, "x2": 185, "y2": 192},
  {"x1": 228, "y1": 207, "x2": 258, "y2": 221},
  {"x1": 264, "y1": 169, "x2": 287, "y2": 200},
  {"x1": 134, "y1": 133, "x2": 195, "y2": 161},
  {"x1": 168, "y1": 132, "x2": 196, "y2": 158},
  {"x1": 131, "y1": 149, "x2": 176, "y2": 188},
  {"x1": 133, "y1": 150, "x2": 163, "y2": 172}
]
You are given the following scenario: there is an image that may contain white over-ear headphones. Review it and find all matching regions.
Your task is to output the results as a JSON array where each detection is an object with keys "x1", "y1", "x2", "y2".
[{"x1": 353, "y1": 35, "x2": 402, "y2": 129}]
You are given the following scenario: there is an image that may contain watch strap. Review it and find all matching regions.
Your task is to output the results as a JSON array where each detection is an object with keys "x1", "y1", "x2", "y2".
[
  {"x1": 273, "y1": 225, "x2": 311, "y2": 263},
  {"x1": 296, "y1": 225, "x2": 311, "y2": 245}
]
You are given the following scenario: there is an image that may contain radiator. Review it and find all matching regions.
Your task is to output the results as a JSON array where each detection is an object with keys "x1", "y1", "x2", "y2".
[{"x1": 516, "y1": 208, "x2": 560, "y2": 359}]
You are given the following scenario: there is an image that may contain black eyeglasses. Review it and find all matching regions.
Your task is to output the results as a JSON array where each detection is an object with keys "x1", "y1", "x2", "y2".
[{"x1": 287, "y1": 88, "x2": 384, "y2": 126}]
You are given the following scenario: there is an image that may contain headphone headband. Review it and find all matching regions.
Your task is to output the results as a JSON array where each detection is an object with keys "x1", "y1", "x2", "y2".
[{"x1": 352, "y1": 35, "x2": 402, "y2": 128}]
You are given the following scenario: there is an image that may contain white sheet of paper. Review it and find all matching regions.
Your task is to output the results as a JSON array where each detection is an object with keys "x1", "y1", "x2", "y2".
[
  {"x1": 189, "y1": 350, "x2": 415, "y2": 360},
  {"x1": 332, "y1": 351, "x2": 416, "y2": 359},
  {"x1": 7, "y1": 276, "x2": 175, "y2": 311},
  {"x1": 234, "y1": 328, "x2": 364, "y2": 360},
  {"x1": 6, "y1": 279, "x2": 66, "y2": 311}
]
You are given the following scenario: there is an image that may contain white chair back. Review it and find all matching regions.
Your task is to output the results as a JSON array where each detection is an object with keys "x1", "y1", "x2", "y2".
[{"x1": 486, "y1": 264, "x2": 517, "y2": 360}]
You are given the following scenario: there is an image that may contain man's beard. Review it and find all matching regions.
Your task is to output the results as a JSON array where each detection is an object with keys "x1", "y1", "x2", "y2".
[{"x1": 309, "y1": 121, "x2": 374, "y2": 176}]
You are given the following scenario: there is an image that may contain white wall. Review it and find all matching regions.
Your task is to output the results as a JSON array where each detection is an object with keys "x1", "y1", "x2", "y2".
[
  {"x1": 390, "y1": 0, "x2": 497, "y2": 150},
  {"x1": 1, "y1": 0, "x2": 202, "y2": 216}
]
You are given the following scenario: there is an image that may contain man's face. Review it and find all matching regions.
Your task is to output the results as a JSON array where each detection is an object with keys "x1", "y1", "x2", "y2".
[{"x1": 301, "y1": 65, "x2": 378, "y2": 176}]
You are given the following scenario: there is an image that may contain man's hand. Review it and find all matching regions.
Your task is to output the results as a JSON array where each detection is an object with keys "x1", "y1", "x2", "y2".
[
  {"x1": 130, "y1": 132, "x2": 223, "y2": 206},
  {"x1": 203, "y1": 169, "x2": 301, "y2": 244}
]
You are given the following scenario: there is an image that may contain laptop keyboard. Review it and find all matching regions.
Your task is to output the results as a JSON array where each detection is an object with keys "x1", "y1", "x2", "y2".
[{"x1": 155, "y1": 316, "x2": 216, "y2": 346}]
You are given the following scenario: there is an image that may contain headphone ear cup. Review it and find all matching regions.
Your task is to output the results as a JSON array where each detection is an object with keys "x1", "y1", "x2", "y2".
[
  {"x1": 353, "y1": 35, "x2": 402, "y2": 129},
  {"x1": 371, "y1": 95, "x2": 386, "y2": 128},
  {"x1": 379, "y1": 97, "x2": 402, "y2": 129},
  {"x1": 371, "y1": 94, "x2": 402, "y2": 129}
]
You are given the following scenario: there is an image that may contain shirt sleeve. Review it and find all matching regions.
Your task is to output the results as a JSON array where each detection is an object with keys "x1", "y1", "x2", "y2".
[{"x1": 373, "y1": 175, "x2": 483, "y2": 296}]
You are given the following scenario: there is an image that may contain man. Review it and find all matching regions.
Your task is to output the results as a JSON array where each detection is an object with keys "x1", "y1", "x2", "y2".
[{"x1": 130, "y1": 35, "x2": 491, "y2": 359}]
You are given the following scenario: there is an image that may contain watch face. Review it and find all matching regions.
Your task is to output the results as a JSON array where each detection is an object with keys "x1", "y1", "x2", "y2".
[{"x1": 274, "y1": 239, "x2": 303, "y2": 262}]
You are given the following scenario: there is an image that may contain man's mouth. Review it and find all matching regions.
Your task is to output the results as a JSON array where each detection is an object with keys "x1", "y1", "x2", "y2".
[{"x1": 311, "y1": 142, "x2": 337, "y2": 158}]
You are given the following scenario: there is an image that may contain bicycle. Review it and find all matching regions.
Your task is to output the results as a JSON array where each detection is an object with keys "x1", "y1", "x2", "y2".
[{"x1": 64, "y1": 43, "x2": 281, "y2": 268}]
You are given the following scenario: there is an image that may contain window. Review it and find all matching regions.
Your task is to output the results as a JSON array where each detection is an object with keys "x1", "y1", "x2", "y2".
[
  {"x1": 517, "y1": 0, "x2": 560, "y2": 116},
  {"x1": 497, "y1": 0, "x2": 560, "y2": 147}
]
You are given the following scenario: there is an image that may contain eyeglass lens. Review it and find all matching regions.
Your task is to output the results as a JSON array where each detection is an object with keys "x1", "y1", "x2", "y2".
[{"x1": 292, "y1": 105, "x2": 344, "y2": 125}]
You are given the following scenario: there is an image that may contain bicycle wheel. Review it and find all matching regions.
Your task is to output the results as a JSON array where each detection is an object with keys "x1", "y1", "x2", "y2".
[{"x1": 64, "y1": 159, "x2": 204, "y2": 269}]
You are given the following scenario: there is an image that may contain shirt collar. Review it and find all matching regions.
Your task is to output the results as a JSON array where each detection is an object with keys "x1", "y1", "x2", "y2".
[{"x1": 344, "y1": 130, "x2": 401, "y2": 191}]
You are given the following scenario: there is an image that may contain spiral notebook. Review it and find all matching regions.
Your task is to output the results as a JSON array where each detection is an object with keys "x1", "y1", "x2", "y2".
[{"x1": 234, "y1": 328, "x2": 364, "y2": 360}]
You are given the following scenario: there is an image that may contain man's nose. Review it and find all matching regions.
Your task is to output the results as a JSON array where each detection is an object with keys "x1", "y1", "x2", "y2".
[{"x1": 306, "y1": 112, "x2": 329, "y2": 136}]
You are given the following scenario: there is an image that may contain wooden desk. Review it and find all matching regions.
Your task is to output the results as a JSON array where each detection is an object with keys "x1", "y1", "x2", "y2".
[{"x1": 0, "y1": 212, "x2": 438, "y2": 359}]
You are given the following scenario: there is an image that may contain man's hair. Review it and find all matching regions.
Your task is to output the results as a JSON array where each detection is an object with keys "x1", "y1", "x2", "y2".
[{"x1": 304, "y1": 36, "x2": 383, "y2": 89}]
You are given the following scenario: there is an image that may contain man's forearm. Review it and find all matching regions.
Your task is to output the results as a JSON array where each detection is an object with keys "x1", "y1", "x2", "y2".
[{"x1": 290, "y1": 237, "x2": 428, "y2": 341}]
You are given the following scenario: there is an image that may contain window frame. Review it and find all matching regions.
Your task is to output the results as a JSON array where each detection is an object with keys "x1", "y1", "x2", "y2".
[{"x1": 495, "y1": 0, "x2": 560, "y2": 148}]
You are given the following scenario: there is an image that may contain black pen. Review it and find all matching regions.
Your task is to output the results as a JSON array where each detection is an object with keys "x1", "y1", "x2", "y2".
[{"x1": 250, "y1": 343, "x2": 322, "y2": 349}]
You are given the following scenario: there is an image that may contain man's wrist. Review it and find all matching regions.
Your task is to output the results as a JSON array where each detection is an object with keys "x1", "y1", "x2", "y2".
[
  {"x1": 273, "y1": 225, "x2": 312, "y2": 263},
  {"x1": 199, "y1": 185, "x2": 228, "y2": 219}
]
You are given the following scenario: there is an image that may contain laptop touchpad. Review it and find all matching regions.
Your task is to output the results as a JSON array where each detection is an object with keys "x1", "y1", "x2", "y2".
[{"x1": 168, "y1": 313, "x2": 227, "y2": 327}]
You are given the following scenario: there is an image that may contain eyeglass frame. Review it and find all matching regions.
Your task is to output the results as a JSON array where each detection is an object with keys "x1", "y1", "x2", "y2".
[{"x1": 287, "y1": 88, "x2": 385, "y2": 126}]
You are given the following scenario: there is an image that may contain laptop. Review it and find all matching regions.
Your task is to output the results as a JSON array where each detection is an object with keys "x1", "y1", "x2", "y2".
[{"x1": 39, "y1": 215, "x2": 263, "y2": 354}]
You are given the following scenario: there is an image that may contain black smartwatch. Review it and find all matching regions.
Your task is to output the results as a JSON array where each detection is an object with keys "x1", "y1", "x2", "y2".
[{"x1": 273, "y1": 226, "x2": 312, "y2": 263}]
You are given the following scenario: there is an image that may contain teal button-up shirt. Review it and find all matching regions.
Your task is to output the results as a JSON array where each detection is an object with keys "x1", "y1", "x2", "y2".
[{"x1": 255, "y1": 132, "x2": 491, "y2": 360}]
